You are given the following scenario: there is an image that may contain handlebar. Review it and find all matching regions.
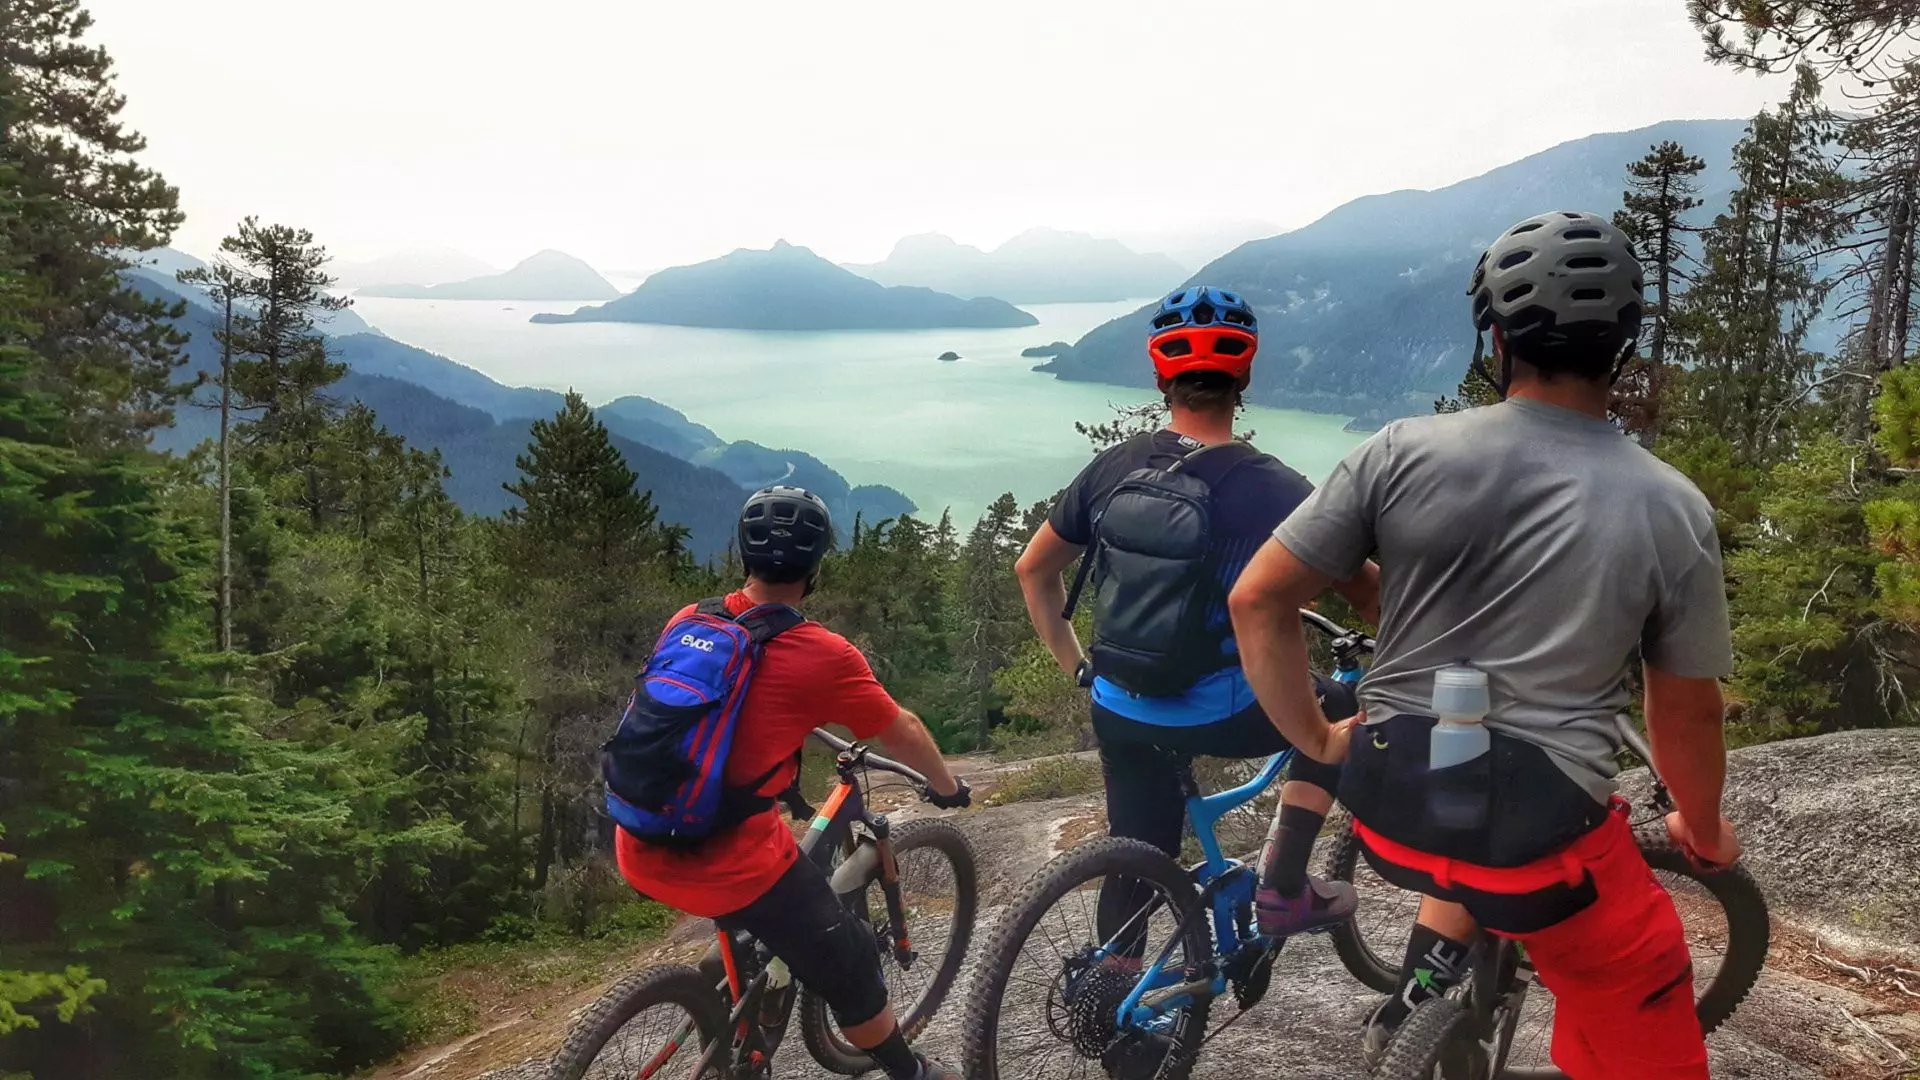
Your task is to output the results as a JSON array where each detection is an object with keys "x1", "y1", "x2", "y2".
[
  {"x1": 1300, "y1": 608, "x2": 1375, "y2": 659},
  {"x1": 808, "y1": 727, "x2": 932, "y2": 789}
]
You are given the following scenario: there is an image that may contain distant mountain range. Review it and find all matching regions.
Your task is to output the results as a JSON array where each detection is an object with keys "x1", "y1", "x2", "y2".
[
  {"x1": 1114, "y1": 220, "x2": 1286, "y2": 270},
  {"x1": 130, "y1": 274, "x2": 914, "y2": 557},
  {"x1": 1040, "y1": 119, "x2": 1752, "y2": 428},
  {"x1": 128, "y1": 247, "x2": 379, "y2": 338},
  {"x1": 357, "y1": 250, "x2": 618, "y2": 301},
  {"x1": 845, "y1": 228, "x2": 1185, "y2": 304},
  {"x1": 532, "y1": 240, "x2": 1038, "y2": 330},
  {"x1": 329, "y1": 248, "x2": 499, "y2": 290}
]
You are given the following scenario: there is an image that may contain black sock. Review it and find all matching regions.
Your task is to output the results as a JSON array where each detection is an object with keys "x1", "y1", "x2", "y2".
[
  {"x1": 1376, "y1": 924, "x2": 1472, "y2": 1028},
  {"x1": 1260, "y1": 804, "x2": 1327, "y2": 896},
  {"x1": 868, "y1": 1029, "x2": 920, "y2": 1080}
]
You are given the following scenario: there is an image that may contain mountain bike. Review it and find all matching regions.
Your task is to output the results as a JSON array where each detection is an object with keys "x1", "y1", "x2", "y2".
[
  {"x1": 960, "y1": 612, "x2": 1378, "y2": 1080},
  {"x1": 1295, "y1": 613, "x2": 1772, "y2": 1080},
  {"x1": 549, "y1": 728, "x2": 977, "y2": 1080}
]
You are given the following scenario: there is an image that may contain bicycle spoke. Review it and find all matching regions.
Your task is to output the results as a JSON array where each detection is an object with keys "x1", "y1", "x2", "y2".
[{"x1": 583, "y1": 998, "x2": 707, "y2": 1080}]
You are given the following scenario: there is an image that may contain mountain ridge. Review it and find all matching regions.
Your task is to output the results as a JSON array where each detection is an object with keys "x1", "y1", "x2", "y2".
[
  {"x1": 532, "y1": 240, "x2": 1038, "y2": 330},
  {"x1": 129, "y1": 274, "x2": 914, "y2": 552},
  {"x1": 845, "y1": 228, "x2": 1185, "y2": 304},
  {"x1": 1039, "y1": 119, "x2": 1754, "y2": 425},
  {"x1": 358, "y1": 250, "x2": 619, "y2": 301}
]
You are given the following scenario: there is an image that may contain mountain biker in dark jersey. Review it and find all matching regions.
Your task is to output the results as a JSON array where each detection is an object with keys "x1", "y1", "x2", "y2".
[
  {"x1": 615, "y1": 487, "x2": 973, "y2": 1080},
  {"x1": 1230, "y1": 212, "x2": 1738, "y2": 1080},
  {"x1": 1016, "y1": 285, "x2": 1381, "y2": 938}
]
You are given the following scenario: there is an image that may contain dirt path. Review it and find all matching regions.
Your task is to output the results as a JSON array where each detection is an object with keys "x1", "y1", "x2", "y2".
[{"x1": 373, "y1": 735, "x2": 1920, "y2": 1080}]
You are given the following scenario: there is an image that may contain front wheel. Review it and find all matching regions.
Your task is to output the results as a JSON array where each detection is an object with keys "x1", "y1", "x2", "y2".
[
  {"x1": 547, "y1": 964, "x2": 726, "y2": 1080},
  {"x1": 798, "y1": 817, "x2": 978, "y2": 1074},
  {"x1": 1376, "y1": 995, "x2": 1491, "y2": 1080},
  {"x1": 961, "y1": 837, "x2": 1213, "y2": 1080},
  {"x1": 1323, "y1": 809, "x2": 1424, "y2": 994}
]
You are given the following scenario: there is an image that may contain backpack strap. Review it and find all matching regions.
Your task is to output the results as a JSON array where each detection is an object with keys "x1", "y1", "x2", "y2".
[
  {"x1": 694, "y1": 595, "x2": 733, "y2": 619},
  {"x1": 1167, "y1": 439, "x2": 1264, "y2": 487},
  {"x1": 736, "y1": 603, "x2": 805, "y2": 645}
]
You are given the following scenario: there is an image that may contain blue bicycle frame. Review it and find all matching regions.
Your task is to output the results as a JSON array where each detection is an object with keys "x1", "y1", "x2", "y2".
[{"x1": 1106, "y1": 641, "x2": 1368, "y2": 1029}]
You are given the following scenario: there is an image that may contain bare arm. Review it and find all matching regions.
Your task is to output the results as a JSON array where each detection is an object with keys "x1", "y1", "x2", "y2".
[
  {"x1": 1331, "y1": 559, "x2": 1382, "y2": 626},
  {"x1": 876, "y1": 707, "x2": 960, "y2": 797},
  {"x1": 1015, "y1": 522, "x2": 1086, "y2": 676},
  {"x1": 1643, "y1": 664, "x2": 1739, "y2": 864},
  {"x1": 1229, "y1": 538, "x2": 1352, "y2": 763}
]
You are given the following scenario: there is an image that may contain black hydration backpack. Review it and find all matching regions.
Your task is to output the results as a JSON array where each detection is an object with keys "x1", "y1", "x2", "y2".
[{"x1": 1063, "y1": 439, "x2": 1263, "y2": 698}]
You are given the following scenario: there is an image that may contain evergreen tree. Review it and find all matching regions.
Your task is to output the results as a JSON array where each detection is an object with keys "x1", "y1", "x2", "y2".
[
  {"x1": 953, "y1": 493, "x2": 1028, "y2": 746},
  {"x1": 1674, "y1": 65, "x2": 1849, "y2": 463},
  {"x1": 1689, "y1": 0, "x2": 1920, "y2": 80},
  {"x1": 1, "y1": 0, "x2": 187, "y2": 447},
  {"x1": 205, "y1": 218, "x2": 351, "y2": 530},
  {"x1": 1838, "y1": 62, "x2": 1920, "y2": 375},
  {"x1": 1613, "y1": 141, "x2": 1707, "y2": 442},
  {"x1": 501, "y1": 392, "x2": 683, "y2": 896}
]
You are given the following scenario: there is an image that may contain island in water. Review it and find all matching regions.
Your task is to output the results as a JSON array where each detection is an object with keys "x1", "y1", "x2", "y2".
[
  {"x1": 531, "y1": 240, "x2": 1037, "y2": 330},
  {"x1": 938, "y1": 351, "x2": 960, "y2": 362},
  {"x1": 1021, "y1": 340, "x2": 1071, "y2": 358},
  {"x1": 358, "y1": 250, "x2": 618, "y2": 301}
]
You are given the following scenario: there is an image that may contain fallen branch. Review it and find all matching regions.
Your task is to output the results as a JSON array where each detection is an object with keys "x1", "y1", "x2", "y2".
[
  {"x1": 1809, "y1": 949, "x2": 1877, "y2": 982},
  {"x1": 1837, "y1": 1005, "x2": 1911, "y2": 1069}
]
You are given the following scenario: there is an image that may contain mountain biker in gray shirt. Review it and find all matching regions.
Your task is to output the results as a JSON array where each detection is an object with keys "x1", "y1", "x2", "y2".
[{"x1": 1229, "y1": 212, "x2": 1738, "y2": 1080}]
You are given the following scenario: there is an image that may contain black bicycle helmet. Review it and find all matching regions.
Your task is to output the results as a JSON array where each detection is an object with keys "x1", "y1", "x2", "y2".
[{"x1": 738, "y1": 486, "x2": 832, "y2": 580}]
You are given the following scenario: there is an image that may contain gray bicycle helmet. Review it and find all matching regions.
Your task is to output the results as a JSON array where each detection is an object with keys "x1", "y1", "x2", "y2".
[{"x1": 1466, "y1": 211, "x2": 1644, "y2": 391}]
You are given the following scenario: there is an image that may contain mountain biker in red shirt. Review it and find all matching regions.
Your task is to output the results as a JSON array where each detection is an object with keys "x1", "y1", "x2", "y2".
[
  {"x1": 615, "y1": 486, "x2": 973, "y2": 1080},
  {"x1": 1229, "y1": 212, "x2": 1739, "y2": 1080}
]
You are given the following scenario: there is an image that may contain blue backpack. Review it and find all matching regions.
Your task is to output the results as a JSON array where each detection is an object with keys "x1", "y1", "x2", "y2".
[{"x1": 603, "y1": 597, "x2": 804, "y2": 845}]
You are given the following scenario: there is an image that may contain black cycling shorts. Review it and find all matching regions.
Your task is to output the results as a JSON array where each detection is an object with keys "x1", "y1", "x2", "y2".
[
  {"x1": 1091, "y1": 674, "x2": 1352, "y2": 862},
  {"x1": 711, "y1": 854, "x2": 889, "y2": 1027}
]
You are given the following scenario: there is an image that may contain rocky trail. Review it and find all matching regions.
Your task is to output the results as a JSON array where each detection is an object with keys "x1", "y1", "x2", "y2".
[{"x1": 372, "y1": 732, "x2": 1920, "y2": 1080}]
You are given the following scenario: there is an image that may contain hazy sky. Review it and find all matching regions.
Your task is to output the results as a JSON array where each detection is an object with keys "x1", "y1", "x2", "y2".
[{"x1": 88, "y1": 0, "x2": 1799, "y2": 270}]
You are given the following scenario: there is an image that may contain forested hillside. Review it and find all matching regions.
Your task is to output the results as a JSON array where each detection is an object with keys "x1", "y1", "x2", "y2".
[{"x1": 5, "y1": 2, "x2": 1920, "y2": 1079}]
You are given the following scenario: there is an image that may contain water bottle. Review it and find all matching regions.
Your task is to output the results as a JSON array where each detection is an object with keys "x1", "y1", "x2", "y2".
[{"x1": 1429, "y1": 665, "x2": 1492, "y2": 831}]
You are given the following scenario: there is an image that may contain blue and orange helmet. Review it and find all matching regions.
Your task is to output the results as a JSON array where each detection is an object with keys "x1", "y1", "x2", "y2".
[{"x1": 1147, "y1": 286, "x2": 1258, "y2": 387}]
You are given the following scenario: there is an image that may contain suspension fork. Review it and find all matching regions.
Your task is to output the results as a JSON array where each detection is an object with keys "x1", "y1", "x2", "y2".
[{"x1": 871, "y1": 815, "x2": 916, "y2": 967}]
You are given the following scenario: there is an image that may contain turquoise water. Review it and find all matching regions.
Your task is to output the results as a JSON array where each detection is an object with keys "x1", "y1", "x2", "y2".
[{"x1": 349, "y1": 294, "x2": 1367, "y2": 526}]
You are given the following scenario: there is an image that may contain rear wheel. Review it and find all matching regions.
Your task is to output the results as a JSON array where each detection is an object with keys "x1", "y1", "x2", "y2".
[
  {"x1": 798, "y1": 818, "x2": 978, "y2": 1074},
  {"x1": 1494, "y1": 824, "x2": 1770, "y2": 1078},
  {"x1": 547, "y1": 964, "x2": 726, "y2": 1080}
]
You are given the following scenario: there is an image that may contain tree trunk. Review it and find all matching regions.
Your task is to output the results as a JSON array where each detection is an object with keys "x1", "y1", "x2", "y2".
[
  {"x1": 217, "y1": 293, "x2": 234, "y2": 656},
  {"x1": 1891, "y1": 171, "x2": 1919, "y2": 365}
]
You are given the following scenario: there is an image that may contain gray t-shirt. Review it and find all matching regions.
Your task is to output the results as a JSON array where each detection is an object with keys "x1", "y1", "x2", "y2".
[{"x1": 1274, "y1": 398, "x2": 1732, "y2": 801}]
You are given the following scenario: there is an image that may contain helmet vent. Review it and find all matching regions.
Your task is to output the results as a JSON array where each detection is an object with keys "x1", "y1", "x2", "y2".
[
  {"x1": 1561, "y1": 211, "x2": 1585, "y2": 219},
  {"x1": 1151, "y1": 311, "x2": 1184, "y2": 330},
  {"x1": 1214, "y1": 336, "x2": 1249, "y2": 356},
  {"x1": 1191, "y1": 302, "x2": 1216, "y2": 325},
  {"x1": 1570, "y1": 287, "x2": 1607, "y2": 301},
  {"x1": 1510, "y1": 222, "x2": 1546, "y2": 235},
  {"x1": 1565, "y1": 256, "x2": 1609, "y2": 269},
  {"x1": 1222, "y1": 308, "x2": 1254, "y2": 326},
  {"x1": 1502, "y1": 284, "x2": 1535, "y2": 304},
  {"x1": 1562, "y1": 228, "x2": 1603, "y2": 241},
  {"x1": 1158, "y1": 337, "x2": 1194, "y2": 358},
  {"x1": 1497, "y1": 250, "x2": 1534, "y2": 270}
]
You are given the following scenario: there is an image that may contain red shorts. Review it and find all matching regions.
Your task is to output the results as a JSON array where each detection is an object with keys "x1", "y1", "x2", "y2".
[{"x1": 1358, "y1": 809, "x2": 1706, "y2": 1080}]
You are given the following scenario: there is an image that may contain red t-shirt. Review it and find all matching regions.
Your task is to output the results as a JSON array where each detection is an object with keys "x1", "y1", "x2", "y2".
[{"x1": 615, "y1": 591, "x2": 900, "y2": 917}]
